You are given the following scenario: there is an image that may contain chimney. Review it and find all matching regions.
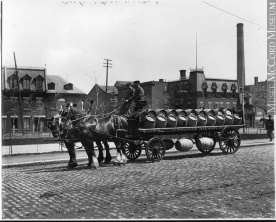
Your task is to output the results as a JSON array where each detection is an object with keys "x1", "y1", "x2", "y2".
[
  {"x1": 254, "y1": 77, "x2": 258, "y2": 85},
  {"x1": 180, "y1": 70, "x2": 186, "y2": 80},
  {"x1": 237, "y1": 23, "x2": 245, "y2": 88}
]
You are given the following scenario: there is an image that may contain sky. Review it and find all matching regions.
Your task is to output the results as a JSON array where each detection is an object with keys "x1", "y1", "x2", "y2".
[{"x1": 2, "y1": 0, "x2": 267, "y2": 94}]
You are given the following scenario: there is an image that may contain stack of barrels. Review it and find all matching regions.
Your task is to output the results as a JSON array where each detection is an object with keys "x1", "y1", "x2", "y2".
[{"x1": 139, "y1": 108, "x2": 243, "y2": 129}]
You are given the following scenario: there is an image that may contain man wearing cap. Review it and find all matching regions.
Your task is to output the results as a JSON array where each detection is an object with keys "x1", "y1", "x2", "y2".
[
  {"x1": 265, "y1": 115, "x2": 274, "y2": 142},
  {"x1": 132, "y1": 80, "x2": 144, "y2": 103}
]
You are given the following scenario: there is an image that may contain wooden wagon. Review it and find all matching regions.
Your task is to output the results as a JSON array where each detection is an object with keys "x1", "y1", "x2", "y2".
[{"x1": 123, "y1": 115, "x2": 243, "y2": 161}]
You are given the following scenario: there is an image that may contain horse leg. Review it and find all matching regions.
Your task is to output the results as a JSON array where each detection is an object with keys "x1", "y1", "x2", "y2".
[
  {"x1": 82, "y1": 139, "x2": 99, "y2": 169},
  {"x1": 64, "y1": 140, "x2": 78, "y2": 168},
  {"x1": 120, "y1": 140, "x2": 128, "y2": 164},
  {"x1": 96, "y1": 140, "x2": 104, "y2": 164},
  {"x1": 113, "y1": 139, "x2": 122, "y2": 164},
  {"x1": 103, "y1": 140, "x2": 112, "y2": 164}
]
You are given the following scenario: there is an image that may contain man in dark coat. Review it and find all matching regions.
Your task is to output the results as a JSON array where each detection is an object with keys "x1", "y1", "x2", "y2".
[
  {"x1": 265, "y1": 115, "x2": 274, "y2": 142},
  {"x1": 132, "y1": 80, "x2": 144, "y2": 103}
]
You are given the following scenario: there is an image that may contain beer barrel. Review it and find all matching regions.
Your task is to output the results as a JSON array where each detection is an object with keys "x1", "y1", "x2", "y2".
[
  {"x1": 155, "y1": 109, "x2": 167, "y2": 128},
  {"x1": 197, "y1": 114, "x2": 207, "y2": 126},
  {"x1": 213, "y1": 108, "x2": 224, "y2": 116},
  {"x1": 233, "y1": 113, "x2": 242, "y2": 125},
  {"x1": 204, "y1": 109, "x2": 216, "y2": 126},
  {"x1": 175, "y1": 138, "x2": 193, "y2": 152},
  {"x1": 223, "y1": 109, "x2": 233, "y2": 116},
  {"x1": 224, "y1": 114, "x2": 233, "y2": 125},
  {"x1": 195, "y1": 109, "x2": 207, "y2": 126},
  {"x1": 186, "y1": 113, "x2": 197, "y2": 127},
  {"x1": 185, "y1": 109, "x2": 197, "y2": 116},
  {"x1": 175, "y1": 109, "x2": 187, "y2": 127},
  {"x1": 196, "y1": 137, "x2": 214, "y2": 151},
  {"x1": 140, "y1": 109, "x2": 156, "y2": 129},
  {"x1": 215, "y1": 113, "x2": 225, "y2": 126},
  {"x1": 166, "y1": 109, "x2": 178, "y2": 127}
]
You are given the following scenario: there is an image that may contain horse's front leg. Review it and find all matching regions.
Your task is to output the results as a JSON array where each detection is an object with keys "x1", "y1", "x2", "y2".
[
  {"x1": 64, "y1": 140, "x2": 78, "y2": 168},
  {"x1": 103, "y1": 140, "x2": 112, "y2": 164},
  {"x1": 96, "y1": 140, "x2": 104, "y2": 164},
  {"x1": 120, "y1": 140, "x2": 128, "y2": 164},
  {"x1": 113, "y1": 139, "x2": 122, "y2": 165},
  {"x1": 82, "y1": 140, "x2": 99, "y2": 169}
]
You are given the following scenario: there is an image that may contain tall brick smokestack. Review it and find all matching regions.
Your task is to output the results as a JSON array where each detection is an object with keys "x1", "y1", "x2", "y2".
[{"x1": 237, "y1": 23, "x2": 245, "y2": 88}]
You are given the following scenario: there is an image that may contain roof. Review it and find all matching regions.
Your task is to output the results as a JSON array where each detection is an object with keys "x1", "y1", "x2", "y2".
[
  {"x1": 46, "y1": 75, "x2": 86, "y2": 95},
  {"x1": 4, "y1": 66, "x2": 46, "y2": 79},
  {"x1": 205, "y1": 80, "x2": 238, "y2": 92},
  {"x1": 98, "y1": 85, "x2": 118, "y2": 94},
  {"x1": 114, "y1": 81, "x2": 131, "y2": 87}
]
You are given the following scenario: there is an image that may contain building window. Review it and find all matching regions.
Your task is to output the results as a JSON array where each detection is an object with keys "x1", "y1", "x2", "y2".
[
  {"x1": 48, "y1": 82, "x2": 55, "y2": 90},
  {"x1": 208, "y1": 102, "x2": 212, "y2": 109},
  {"x1": 11, "y1": 117, "x2": 18, "y2": 130},
  {"x1": 50, "y1": 102, "x2": 57, "y2": 110},
  {"x1": 200, "y1": 101, "x2": 204, "y2": 108},
  {"x1": 23, "y1": 98, "x2": 31, "y2": 110},
  {"x1": 10, "y1": 97, "x2": 18, "y2": 110},
  {"x1": 36, "y1": 79, "x2": 43, "y2": 90},
  {"x1": 2, "y1": 117, "x2": 7, "y2": 134},
  {"x1": 222, "y1": 83, "x2": 228, "y2": 99},
  {"x1": 231, "y1": 84, "x2": 237, "y2": 99},
  {"x1": 226, "y1": 102, "x2": 230, "y2": 109},
  {"x1": 211, "y1": 82, "x2": 218, "y2": 98},
  {"x1": 10, "y1": 78, "x2": 17, "y2": 89},
  {"x1": 219, "y1": 102, "x2": 224, "y2": 108},
  {"x1": 64, "y1": 83, "x2": 73, "y2": 90},
  {"x1": 36, "y1": 98, "x2": 43, "y2": 110},
  {"x1": 23, "y1": 79, "x2": 30, "y2": 90},
  {"x1": 214, "y1": 102, "x2": 219, "y2": 109},
  {"x1": 232, "y1": 102, "x2": 237, "y2": 110},
  {"x1": 23, "y1": 117, "x2": 31, "y2": 130}
]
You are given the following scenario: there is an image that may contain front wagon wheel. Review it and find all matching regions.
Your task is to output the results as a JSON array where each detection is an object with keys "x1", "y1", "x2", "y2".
[
  {"x1": 219, "y1": 126, "x2": 241, "y2": 154},
  {"x1": 145, "y1": 138, "x2": 166, "y2": 161}
]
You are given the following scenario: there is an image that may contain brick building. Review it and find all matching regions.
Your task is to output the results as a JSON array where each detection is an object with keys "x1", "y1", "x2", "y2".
[
  {"x1": 166, "y1": 69, "x2": 239, "y2": 110},
  {"x1": 243, "y1": 77, "x2": 267, "y2": 127},
  {"x1": 2, "y1": 66, "x2": 86, "y2": 135},
  {"x1": 117, "y1": 80, "x2": 169, "y2": 110}
]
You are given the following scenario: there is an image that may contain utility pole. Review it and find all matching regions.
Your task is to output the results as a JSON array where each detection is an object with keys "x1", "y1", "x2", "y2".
[
  {"x1": 103, "y1": 59, "x2": 112, "y2": 101},
  {"x1": 14, "y1": 52, "x2": 24, "y2": 135}
]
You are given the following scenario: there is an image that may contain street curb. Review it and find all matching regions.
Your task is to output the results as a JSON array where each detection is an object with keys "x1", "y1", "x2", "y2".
[{"x1": 2, "y1": 142, "x2": 274, "y2": 168}]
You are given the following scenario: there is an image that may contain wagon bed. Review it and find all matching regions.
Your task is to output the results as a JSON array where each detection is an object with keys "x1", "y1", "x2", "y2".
[{"x1": 124, "y1": 119, "x2": 244, "y2": 162}]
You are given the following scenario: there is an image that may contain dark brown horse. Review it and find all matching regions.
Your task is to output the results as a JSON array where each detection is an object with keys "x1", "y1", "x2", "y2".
[
  {"x1": 59, "y1": 101, "x2": 128, "y2": 166},
  {"x1": 46, "y1": 104, "x2": 111, "y2": 168}
]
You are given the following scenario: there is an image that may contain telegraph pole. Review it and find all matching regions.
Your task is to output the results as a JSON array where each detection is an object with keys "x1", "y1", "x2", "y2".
[
  {"x1": 14, "y1": 52, "x2": 24, "y2": 135},
  {"x1": 103, "y1": 59, "x2": 112, "y2": 101}
]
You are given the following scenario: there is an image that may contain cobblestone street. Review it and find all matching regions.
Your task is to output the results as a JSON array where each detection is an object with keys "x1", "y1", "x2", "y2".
[{"x1": 2, "y1": 145, "x2": 275, "y2": 219}]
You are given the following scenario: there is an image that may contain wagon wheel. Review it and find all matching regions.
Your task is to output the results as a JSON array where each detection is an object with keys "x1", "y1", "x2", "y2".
[
  {"x1": 219, "y1": 126, "x2": 241, "y2": 154},
  {"x1": 196, "y1": 131, "x2": 216, "y2": 154},
  {"x1": 145, "y1": 138, "x2": 166, "y2": 161},
  {"x1": 125, "y1": 142, "x2": 142, "y2": 160}
]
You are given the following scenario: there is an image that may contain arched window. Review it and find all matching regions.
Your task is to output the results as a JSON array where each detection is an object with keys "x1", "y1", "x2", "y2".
[{"x1": 222, "y1": 83, "x2": 228, "y2": 98}]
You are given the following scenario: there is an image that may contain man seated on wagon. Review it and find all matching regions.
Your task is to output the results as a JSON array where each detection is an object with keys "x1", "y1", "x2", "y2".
[
  {"x1": 132, "y1": 80, "x2": 145, "y2": 106},
  {"x1": 121, "y1": 82, "x2": 135, "y2": 115}
]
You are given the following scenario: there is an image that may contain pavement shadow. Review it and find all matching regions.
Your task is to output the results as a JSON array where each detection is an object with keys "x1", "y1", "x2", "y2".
[
  {"x1": 20, "y1": 161, "x2": 119, "y2": 174},
  {"x1": 127, "y1": 151, "x2": 227, "y2": 165}
]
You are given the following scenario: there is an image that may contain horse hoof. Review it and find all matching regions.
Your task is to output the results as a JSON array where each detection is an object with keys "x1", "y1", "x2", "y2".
[{"x1": 68, "y1": 163, "x2": 78, "y2": 169}]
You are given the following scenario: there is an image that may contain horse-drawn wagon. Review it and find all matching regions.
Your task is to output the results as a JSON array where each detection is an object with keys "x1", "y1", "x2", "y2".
[
  {"x1": 123, "y1": 106, "x2": 244, "y2": 162},
  {"x1": 46, "y1": 100, "x2": 244, "y2": 168}
]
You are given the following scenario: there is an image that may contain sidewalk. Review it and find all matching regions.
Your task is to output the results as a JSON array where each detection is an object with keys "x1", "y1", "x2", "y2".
[{"x1": 2, "y1": 138, "x2": 274, "y2": 168}]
